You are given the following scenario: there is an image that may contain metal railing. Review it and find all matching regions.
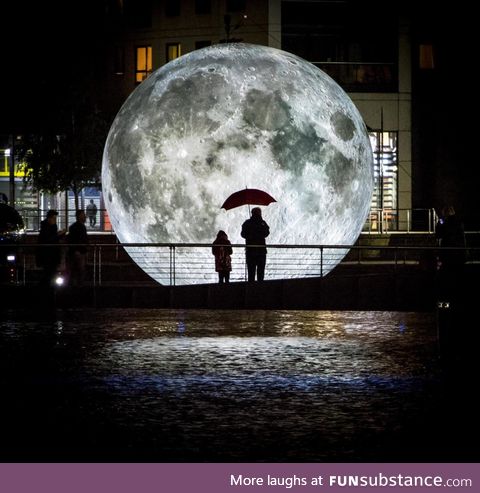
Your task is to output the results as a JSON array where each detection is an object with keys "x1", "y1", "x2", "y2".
[
  {"x1": 362, "y1": 208, "x2": 438, "y2": 234},
  {"x1": 17, "y1": 208, "x2": 114, "y2": 233},
  {"x1": 2, "y1": 242, "x2": 478, "y2": 287},
  {"x1": 15, "y1": 208, "x2": 439, "y2": 234}
]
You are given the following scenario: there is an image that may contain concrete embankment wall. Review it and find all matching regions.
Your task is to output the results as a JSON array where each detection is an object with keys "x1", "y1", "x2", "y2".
[{"x1": 2, "y1": 266, "x2": 437, "y2": 312}]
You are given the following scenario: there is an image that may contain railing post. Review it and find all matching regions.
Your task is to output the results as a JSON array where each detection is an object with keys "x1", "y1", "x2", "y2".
[
  {"x1": 98, "y1": 245, "x2": 102, "y2": 286},
  {"x1": 169, "y1": 245, "x2": 176, "y2": 286},
  {"x1": 407, "y1": 209, "x2": 410, "y2": 233},
  {"x1": 22, "y1": 250, "x2": 26, "y2": 285},
  {"x1": 93, "y1": 245, "x2": 97, "y2": 287},
  {"x1": 320, "y1": 246, "x2": 323, "y2": 277}
]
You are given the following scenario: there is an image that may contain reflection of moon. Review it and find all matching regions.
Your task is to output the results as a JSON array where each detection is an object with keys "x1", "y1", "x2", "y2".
[{"x1": 102, "y1": 43, "x2": 373, "y2": 285}]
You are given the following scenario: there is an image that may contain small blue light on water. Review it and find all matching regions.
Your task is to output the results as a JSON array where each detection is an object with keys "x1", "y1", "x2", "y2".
[
  {"x1": 399, "y1": 323, "x2": 406, "y2": 333},
  {"x1": 177, "y1": 321, "x2": 185, "y2": 333}
]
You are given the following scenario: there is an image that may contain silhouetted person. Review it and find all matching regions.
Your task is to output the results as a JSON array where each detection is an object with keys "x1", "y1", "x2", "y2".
[
  {"x1": 67, "y1": 209, "x2": 88, "y2": 286},
  {"x1": 241, "y1": 207, "x2": 270, "y2": 282},
  {"x1": 0, "y1": 202, "x2": 24, "y2": 232},
  {"x1": 86, "y1": 199, "x2": 97, "y2": 228},
  {"x1": 436, "y1": 205, "x2": 466, "y2": 273},
  {"x1": 37, "y1": 210, "x2": 63, "y2": 286},
  {"x1": 212, "y1": 230, "x2": 233, "y2": 283},
  {"x1": 0, "y1": 203, "x2": 24, "y2": 283}
]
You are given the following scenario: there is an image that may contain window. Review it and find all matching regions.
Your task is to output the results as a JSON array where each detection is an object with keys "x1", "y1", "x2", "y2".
[
  {"x1": 195, "y1": 40, "x2": 211, "y2": 50},
  {"x1": 0, "y1": 148, "x2": 25, "y2": 178},
  {"x1": 165, "y1": 0, "x2": 180, "y2": 16},
  {"x1": 368, "y1": 131, "x2": 398, "y2": 230},
  {"x1": 419, "y1": 44, "x2": 434, "y2": 69},
  {"x1": 166, "y1": 43, "x2": 182, "y2": 62},
  {"x1": 0, "y1": 149, "x2": 9, "y2": 176},
  {"x1": 195, "y1": 0, "x2": 211, "y2": 14},
  {"x1": 226, "y1": 0, "x2": 246, "y2": 12},
  {"x1": 281, "y1": 1, "x2": 398, "y2": 92},
  {"x1": 135, "y1": 46, "x2": 152, "y2": 83}
]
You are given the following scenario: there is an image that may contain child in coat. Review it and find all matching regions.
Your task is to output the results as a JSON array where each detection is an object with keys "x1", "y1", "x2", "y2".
[{"x1": 212, "y1": 230, "x2": 233, "y2": 283}]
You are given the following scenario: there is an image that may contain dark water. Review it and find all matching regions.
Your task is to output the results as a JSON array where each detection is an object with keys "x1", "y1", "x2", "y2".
[{"x1": 0, "y1": 309, "x2": 477, "y2": 461}]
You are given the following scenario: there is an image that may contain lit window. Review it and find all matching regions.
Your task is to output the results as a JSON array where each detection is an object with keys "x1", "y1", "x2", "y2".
[
  {"x1": 0, "y1": 148, "x2": 25, "y2": 177},
  {"x1": 135, "y1": 46, "x2": 152, "y2": 83},
  {"x1": 1, "y1": 149, "x2": 9, "y2": 175},
  {"x1": 419, "y1": 44, "x2": 434, "y2": 69},
  {"x1": 166, "y1": 43, "x2": 182, "y2": 62},
  {"x1": 368, "y1": 131, "x2": 398, "y2": 230}
]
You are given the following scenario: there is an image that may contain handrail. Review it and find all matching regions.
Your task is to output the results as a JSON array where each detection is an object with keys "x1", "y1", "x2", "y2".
[{"x1": 2, "y1": 242, "x2": 478, "y2": 287}]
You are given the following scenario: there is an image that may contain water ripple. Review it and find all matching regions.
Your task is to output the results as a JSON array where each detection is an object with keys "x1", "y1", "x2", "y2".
[{"x1": 0, "y1": 309, "x2": 446, "y2": 461}]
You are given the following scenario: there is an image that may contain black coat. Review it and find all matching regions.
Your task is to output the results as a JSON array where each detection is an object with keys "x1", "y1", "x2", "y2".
[
  {"x1": 436, "y1": 215, "x2": 466, "y2": 268},
  {"x1": 37, "y1": 219, "x2": 61, "y2": 267},
  {"x1": 212, "y1": 237, "x2": 233, "y2": 272},
  {"x1": 436, "y1": 215, "x2": 465, "y2": 248},
  {"x1": 68, "y1": 221, "x2": 88, "y2": 254},
  {"x1": 241, "y1": 216, "x2": 270, "y2": 255}
]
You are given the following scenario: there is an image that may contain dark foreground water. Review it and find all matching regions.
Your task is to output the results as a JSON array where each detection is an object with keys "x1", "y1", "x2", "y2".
[{"x1": 0, "y1": 309, "x2": 477, "y2": 461}]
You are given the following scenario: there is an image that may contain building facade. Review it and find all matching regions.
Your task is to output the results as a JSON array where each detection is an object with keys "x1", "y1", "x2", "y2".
[
  {"x1": 1, "y1": 0, "x2": 416, "y2": 233},
  {"x1": 101, "y1": 0, "x2": 412, "y2": 232}
]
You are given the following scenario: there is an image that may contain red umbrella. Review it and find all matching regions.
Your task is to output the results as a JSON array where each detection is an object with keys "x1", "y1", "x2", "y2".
[{"x1": 221, "y1": 188, "x2": 277, "y2": 210}]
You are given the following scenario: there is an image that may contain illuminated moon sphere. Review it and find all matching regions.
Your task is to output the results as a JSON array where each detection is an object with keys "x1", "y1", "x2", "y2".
[{"x1": 102, "y1": 43, "x2": 373, "y2": 285}]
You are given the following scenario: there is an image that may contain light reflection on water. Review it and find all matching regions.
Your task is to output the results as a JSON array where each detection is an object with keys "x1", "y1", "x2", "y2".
[
  {"x1": 1, "y1": 309, "x2": 442, "y2": 461},
  {"x1": 90, "y1": 310, "x2": 437, "y2": 380}
]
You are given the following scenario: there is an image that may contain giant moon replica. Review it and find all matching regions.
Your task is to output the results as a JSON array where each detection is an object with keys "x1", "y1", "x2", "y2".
[{"x1": 102, "y1": 43, "x2": 373, "y2": 285}]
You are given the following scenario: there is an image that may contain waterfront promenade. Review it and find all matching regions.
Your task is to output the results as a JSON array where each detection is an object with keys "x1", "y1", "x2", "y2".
[
  {"x1": 1, "y1": 237, "x2": 478, "y2": 463},
  {"x1": 2, "y1": 232, "x2": 479, "y2": 311},
  {"x1": 1, "y1": 263, "x2": 437, "y2": 311}
]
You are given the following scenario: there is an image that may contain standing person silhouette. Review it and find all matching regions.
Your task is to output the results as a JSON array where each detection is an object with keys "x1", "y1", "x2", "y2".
[
  {"x1": 436, "y1": 205, "x2": 466, "y2": 272},
  {"x1": 86, "y1": 199, "x2": 97, "y2": 228},
  {"x1": 241, "y1": 207, "x2": 270, "y2": 282},
  {"x1": 67, "y1": 209, "x2": 89, "y2": 286},
  {"x1": 37, "y1": 209, "x2": 64, "y2": 286},
  {"x1": 212, "y1": 230, "x2": 233, "y2": 283}
]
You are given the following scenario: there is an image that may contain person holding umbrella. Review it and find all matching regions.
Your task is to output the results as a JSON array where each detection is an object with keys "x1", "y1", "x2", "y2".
[
  {"x1": 221, "y1": 187, "x2": 275, "y2": 282},
  {"x1": 241, "y1": 207, "x2": 270, "y2": 282}
]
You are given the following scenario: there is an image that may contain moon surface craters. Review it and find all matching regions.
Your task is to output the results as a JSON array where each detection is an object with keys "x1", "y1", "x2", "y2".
[{"x1": 102, "y1": 43, "x2": 373, "y2": 285}]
